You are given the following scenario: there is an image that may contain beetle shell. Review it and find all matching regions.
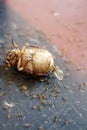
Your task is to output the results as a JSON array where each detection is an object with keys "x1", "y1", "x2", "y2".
[
  {"x1": 21, "y1": 48, "x2": 54, "y2": 75},
  {"x1": 5, "y1": 43, "x2": 64, "y2": 80}
]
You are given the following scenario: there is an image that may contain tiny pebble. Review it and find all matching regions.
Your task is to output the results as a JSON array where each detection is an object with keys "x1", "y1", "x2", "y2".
[
  {"x1": 64, "y1": 119, "x2": 68, "y2": 125},
  {"x1": 53, "y1": 116, "x2": 59, "y2": 123},
  {"x1": 32, "y1": 105, "x2": 37, "y2": 110},
  {"x1": 17, "y1": 113, "x2": 23, "y2": 118},
  {"x1": 23, "y1": 123, "x2": 30, "y2": 128},
  {"x1": 39, "y1": 126, "x2": 44, "y2": 130},
  {"x1": 6, "y1": 113, "x2": 11, "y2": 119}
]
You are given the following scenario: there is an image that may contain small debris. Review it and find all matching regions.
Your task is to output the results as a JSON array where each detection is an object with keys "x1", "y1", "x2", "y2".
[
  {"x1": 32, "y1": 105, "x2": 37, "y2": 110},
  {"x1": 42, "y1": 114, "x2": 47, "y2": 117},
  {"x1": 39, "y1": 78, "x2": 46, "y2": 82},
  {"x1": 37, "y1": 93, "x2": 46, "y2": 101},
  {"x1": 64, "y1": 72, "x2": 70, "y2": 78},
  {"x1": 20, "y1": 85, "x2": 28, "y2": 91},
  {"x1": 23, "y1": 92, "x2": 29, "y2": 97},
  {"x1": 6, "y1": 113, "x2": 11, "y2": 119},
  {"x1": 40, "y1": 99, "x2": 47, "y2": 106},
  {"x1": 78, "y1": 82, "x2": 87, "y2": 91},
  {"x1": 76, "y1": 67, "x2": 85, "y2": 71},
  {"x1": 0, "y1": 92, "x2": 6, "y2": 97},
  {"x1": 64, "y1": 119, "x2": 68, "y2": 125},
  {"x1": 44, "y1": 120, "x2": 48, "y2": 124},
  {"x1": 52, "y1": 92, "x2": 60, "y2": 97},
  {"x1": 64, "y1": 58, "x2": 72, "y2": 64},
  {"x1": 23, "y1": 123, "x2": 30, "y2": 128},
  {"x1": 17, "y1": 113, "x2": 23, "y2": 118},
  {"x1": 31, "y1": 94, "x2": 37, "y2": 99},
  {"x1": 17, "y1": 83, "x2": 24, "y2": 87},
  {"x1": 38, "y1": 126, "x2": 44, "y2": 130},
  {"x1": 8, "y1": 80, "x2": 13, "y2": 85},
  {"x1": 3, "y1": 101, "x2": 15, "y2": 109},
  {"x1": 53, "y1": 116, "x2": 59, "y2": 123},
  {"x1": 62, "y1": 97, "x2": 68, "y2": 102},
  {"x1": 77, "y1": 100, "x2": 80, "y2": 104}
]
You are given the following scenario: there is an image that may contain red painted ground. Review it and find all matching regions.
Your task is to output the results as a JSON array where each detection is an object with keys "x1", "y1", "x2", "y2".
[{"x1": 6, "y1": 0, "x2": 87, "y2": 71}]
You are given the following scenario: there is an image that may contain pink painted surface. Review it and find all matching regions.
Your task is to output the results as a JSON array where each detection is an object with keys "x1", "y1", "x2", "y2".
[{"x1": 6, "y1": 0, "x2": 87, "y2": 70}]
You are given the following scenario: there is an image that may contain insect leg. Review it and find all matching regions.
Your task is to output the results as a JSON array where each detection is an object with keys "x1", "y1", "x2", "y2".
[
  {"x1": 25, "y1": 43, "x2": 39, "y2": 48},
  {"x1": 53, "y1": 65, "x2": 64, "y2": 80},
  {"x1": 17, "y1": 57, "x2": 23, "y2": 71},
  {"x1": 20, "y1": 45, "x2": 26, "y2": 54},
  {"x1": 11, "y1": 38, "x2": 18, "y2": 49}
]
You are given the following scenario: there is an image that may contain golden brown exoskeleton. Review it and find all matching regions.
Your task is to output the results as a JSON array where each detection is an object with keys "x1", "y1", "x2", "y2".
[{"x1": 5, "y1": 41, "x2": 64, "y2": 80}]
